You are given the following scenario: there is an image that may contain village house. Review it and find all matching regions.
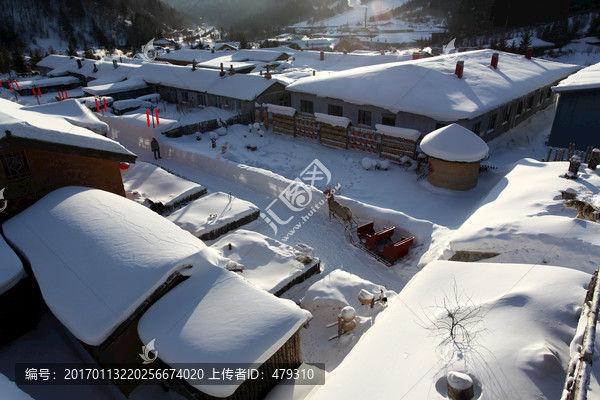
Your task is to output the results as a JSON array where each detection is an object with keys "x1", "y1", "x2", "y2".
[
  {"x1": 0, "y1": 98, "x2": 136, "y2": 223},
  {"x1": 286, "y1": 49, "x2": 580, "y2": 141},
  {"x1": 2, "y1": 186, "x2": 311, "y2": 398},
  {"x1": 548, "y1": 61, "x2": 600, "y2": 151},
  {"x1": 127, "y1": 63, "x2": 289, "y2": 120}
]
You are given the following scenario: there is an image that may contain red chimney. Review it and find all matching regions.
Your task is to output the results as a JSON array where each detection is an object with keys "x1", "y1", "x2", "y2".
[
  {"x1": 491, "y1": 52, "x2": 499, "y2": 69},
  {"x1": 229, "y1": 64, "x2": 235, "y2": 75},
  {"x1": 525, "y1": 48, "x2": 533, "y2": 60},
  {"x1": 220, "y1": 63, "x2": 225, "y2": 77},
  {"x1": 455, "y1": 60, "x2": 464, "y2": 79}
]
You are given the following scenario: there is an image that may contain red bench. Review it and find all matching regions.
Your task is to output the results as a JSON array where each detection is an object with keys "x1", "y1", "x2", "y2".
[
  {"x1": 356, "y1": 221, "x2": 415, "y2": 263},
  {"x1": 382, "y1": 236, "x2": 415, "y2": 262}
]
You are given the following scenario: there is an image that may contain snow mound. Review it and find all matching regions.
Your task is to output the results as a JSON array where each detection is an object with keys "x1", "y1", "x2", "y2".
[
  {"x1": 420, "y1": 123, "x2": 489, "y2": 162},
  {"x1": 211, "y1": 229, "x2": 319, "y2": 294},
  {"x1": 310, "y1": 261, "x2": 590, "y2": 399},
  {"x1": 167, "y1": 192, "x2": 259, "y2": 238},
  {"x1": 23, "y1": 99, "x2": 109, "y2": 136},
  {"x1": 137, "y1": 264, "x2": 311, "y2": 398},
  {"x1": 2, "y1": 187, "x2": 224, "y2": 346},
  {"x1": 123, "y1": 161, "x2": 206, "y2": 209},
  {"x1": 450, "y1": 159, "x2": 600, "y2": 273}
]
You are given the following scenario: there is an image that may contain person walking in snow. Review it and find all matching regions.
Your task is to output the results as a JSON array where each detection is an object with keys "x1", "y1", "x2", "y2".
[{"x1": 151, "y1": 138, "x2": 161, "y2": 159}]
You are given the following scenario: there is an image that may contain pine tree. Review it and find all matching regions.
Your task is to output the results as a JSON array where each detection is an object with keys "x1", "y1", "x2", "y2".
[
  {"x1": 11, "y1": 48, "x2": 27, "y2": 74},
  {"x1": 0, "y1": 46, "x2": 10, "y2": 74},
  {"x1": 67, "y1": 41, "x2": 77, "y2": 57},
  {"x1": 240, "y1": 33, "x2": 248, "y2": 49},
  {"x1": 83, "y1": 42, "x2": 95, "y2": 59},
  {"x1": 519, "y1": 31, "x2": 532, "y2": 53}
]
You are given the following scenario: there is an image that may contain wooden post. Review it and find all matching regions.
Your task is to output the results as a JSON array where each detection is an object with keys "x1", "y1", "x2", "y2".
[
  {"x1": 588, "y1": 148, "x2": 600, "y2": 170},
  {"x1": 447, "y1": 371, "x2": 474, "y2": 400},
  {"x1": 263, "y1": 109, "x2": 269, "y2": 129},
  {"x1": 546, "y1": 148, "x2": 552, "y2": 162}
]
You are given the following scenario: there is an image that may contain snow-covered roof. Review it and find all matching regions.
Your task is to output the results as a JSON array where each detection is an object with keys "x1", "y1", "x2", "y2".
[
  {"x1": 16, "y1": 76, "x2": 80, "y2": 90},
  {"x1": 314, "y1": 112, "x2": 351, "y2": 128},
  {"x1": 137, "y1": 264, "x2": 311, "y2": 398},
  {"x1": 157, "y1": 49, "x2": 223, "y2": 64},
  {"x1": 37, "y1": 54, "x2": 73, "y2": 70},
  {"x1": 231, "y1": 49, "x2": 290, "y2": 63},
  {"x1": 553, "y1": 61, "x2": 600, "y2": 92},
  {"x1": 0, "y1": 99, "x2": 133, "y2": 158},
  {"x1": 2, "y1": 187, "x2": 226, "y2": 346},
  {"x1": 450, "y1": 159, "x2": 600, "y2": 272},
  {"x1": 311, "y1": 260, "x2": 590, "y2": 399},
  {"x1": 83, "y1": 78, "x2": 148, "y2": 96},
  {"x1": 128, "y1": 63, "x2": 285, "y2": 101},
  {"x1": 0, "y1": 234, "x2": 25, "y2": 295},
  {"x1": 211, "y1": 229, "x2": 317, "y2": 294},
  {"x1": 375, "y1": 124, "x2": 420, "y2": 140},
  {"x1": 267, "y1": 104, "x2": 296, "y2": 117},
  {"x1": 287, "y1": 50, "x2": 580, "y2": 121},
  {"x1": 48, "y1": 57, "x2": 140, "y2": 86},
  {"x1": 167, "y1": 192, "x2": 259, "y2": 238},
  {"x1": 420, "y1": 123, "x2": 488, "y2": 162},
  {"x1": 507, "y1": 35, "x2": 555, "y2": 48}
]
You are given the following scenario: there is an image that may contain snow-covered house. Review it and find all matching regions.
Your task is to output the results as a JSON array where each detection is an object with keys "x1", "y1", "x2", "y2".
[
  {"x1": 36, "y1": 54, "x2": 72, "y2": 76},
  {"x1": 2, "y1": 187, "x2": 311, "y2": 398},
  {"x1": 0, "y1": 99, "x2": 136, "y2": 222},
  {"x1": 420, "y1": 124, "x2": 489, "y2": 190},
  {"x1": 309, "y1": 260, "x2": 591, "y2": 399},
  {"x1": 128, "y1": 63, "x2": 288, "y2": 120},
  {"x1": 45, "y1": 55, "x2": 140, "y2": 86},
  {"x1": 83, "y1": 78, "x2": 151, "y2": 101},
  {"x1": 548, "y1": 62, "x2": 600, "y2": 151},
  {"x1": 286, "y1": 50, "x2": 579, "y2": 140}
]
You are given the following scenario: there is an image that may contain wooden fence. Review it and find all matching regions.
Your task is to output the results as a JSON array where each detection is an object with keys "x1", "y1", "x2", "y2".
[{"x1": 544, "y1": 144, "x2": 594, "y2": 163}]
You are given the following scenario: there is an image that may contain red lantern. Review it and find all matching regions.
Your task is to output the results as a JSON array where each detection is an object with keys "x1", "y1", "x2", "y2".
[
  {"x1": 14, "y1": 81, "x2": 20, "y2": 90},
  {"x1": 59, "y1": 91, "x2": 63, "y2": 101},
  {"x1": 65, "y1": 91, "x2": 69, "y2": 99},
  {"x1": 146, "y1": 110, "x2": 150, "y2": 127},
  {"x1": 119, "y1": 162, "x2": 130, "y2": 174},
  {"x1": 8, "y1": 81, "x2": 12, "y2": 91},
  {"x1": 94, "y1": 98, "x2": 99, "y2": 112},
  {"x1": 103, "y1": 98, "x2": 107, "y2": 112},
  {"x1": 155, "y1": 108, "x2": 159, "y2": 126},
  {"x1": 37, "y1": 86, "x2": 42, "y2": 97}
]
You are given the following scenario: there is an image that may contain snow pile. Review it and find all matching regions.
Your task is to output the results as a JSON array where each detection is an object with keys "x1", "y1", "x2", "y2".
[
  {"x1": 22, "y1": 99, "x2": 109, "y2": 135},
  {"x1": 137, "y1": 264, "x2": 311, "y2": 398},
  {"x1": 361, "y1": 157, "x2": 390, "y2": 170},
  {"x1": 553, "y1": 61, "x2": 600, "y2": 92},
  {"x1": 450, "y1": 159, "x2": 600, "y2": 272},
  {"x1": 375, "y1": 124, "x2": 420, "y2": 141},
  {"x1": 167, "y1": 192, "x2": 259, "y2": 238},
  {"x1": 2, "y1": 187, "x2": 225, "y2": 346},
  {"x1": 83, "y1": 78, "x2": 148, "y2": 97},
  {"x1": 0, "y1": 235, "x2": 25, "y2": 295},
  {"x1": 122, "y1": 161, "x2": 206, "y2": 208},
  {"x1": 314, "y1": 113, "x2": 351, "y2": 128},
  {"x1": 310, "y1": 261, "x2": 590, "y2": 399},
  {"x1": 267, "y1": 103, "x2": 296, "y2": 117},
  {"x1": 211, "y1": 229, "x2": 319, "y2": 294},
  {"x1": 112, "y1": 99, "x2": 147, "y2": 113},
  {"x1": 0, "y1": 98, "x2": 133, "y2": 157},
  {"x1": 420, "y1": 123, "x2": 489, "y2": 162},
  {"x1": 287, "y1": 50, "x2": 579, "y2": 121}
]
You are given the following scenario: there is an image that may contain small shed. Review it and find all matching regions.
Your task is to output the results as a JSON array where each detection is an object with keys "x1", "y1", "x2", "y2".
[
  {"x1": 420, "y1": 124, "x2": 489, "y2": 191},
  {"x1": 315, "y1": 112, "x2": 351, "y2": 149}
]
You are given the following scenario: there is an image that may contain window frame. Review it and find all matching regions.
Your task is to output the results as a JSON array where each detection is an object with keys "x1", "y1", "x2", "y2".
[
  {"x1": 1, "y1": 151, "x2": 32, "y2": 181},
  {"x1": 300, "y1": 99, "x2": 314, "y2": 114},
  {"x1": 358, "y1": 109, "x2": 372, "y2": 126}
]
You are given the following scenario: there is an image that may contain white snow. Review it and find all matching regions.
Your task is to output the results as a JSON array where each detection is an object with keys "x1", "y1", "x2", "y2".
[
  {"x1": 211, "y1": 229, "x2": 318, "y2": 294},
  {"x1": 507, "y1": 35, "x2": 555, "y2": 49},
  {"x1": 375, "y1": 124, "x2": 420, "y2": 140},
  {"x1": 0, "y1": 98, "x2": 134, "y2": 157},
  {"x1": 0, "y1": 234, "x2": 25, "y2": 295},
  {"x1": 16, "y1": 76, "x2": 80, "y2": 90},
  {"x1": 450, "y1": 159, "x2": 600, "y2": 273},
  {"x1": 287, "y1": 50, "x2": 580, "y2": 121},
  {"x1": 309, "y1": 261, "x2": 590, "y2": 399},
  {"x1": 137, "y1": 264, "x2": 311, "y2": 398},
  {"x1": 83, "y1": 78, "x2": 148, "y2": 97},
  {"x1": 314, "y1": 113, "x2": 351, "y2": 128},
  {"x1": 553, "y1": 61, "x2": 600, "y2": 92},
  {"x1": 112, "y1": 99, "x2": 146, "y2": 113},
  {"x1": 267, "y1": 104, "x2": 296, "y2": 117},
  {"x1": 167, "y1": 192, "x2": 259, "y2": 238},
  {"x1": 122, "y1": 161, "x2": 206, "y2": 208},
  {"x1": 2, "y1": 186, "x2": 225, "y2": 346},
  {"x1": 22, "y1": 99, "x2": 109, "y2": 135},
  {"x1": 420, "y1": 123, "x2": 489, "y2": 162}
]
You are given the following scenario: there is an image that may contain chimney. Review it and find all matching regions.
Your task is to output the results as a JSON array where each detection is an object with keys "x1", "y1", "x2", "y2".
[
  {"x1": 490, "y1": 52, "x2": 499, "y2": 69},
  {"x1": 343, "y1": 50, "x2": 347, "y2": 55},
  {"x1": 229, "y1": 64, "x2": 235, "y2": 75},
  {"x1": 112, "y1": 59, "x2": 118, "y2": 69},
  {"x1": 320, "y1": 51, "x2": 324, "y2": 61},
  {"x1": 76, "y1": 59, "x2": 82, "y2": 69},
  {"x1": 455, "y1": 60, "x2": 464, "y2": 79},
  {"x1": 220, "y1": 63, "x2": 225, "y2": 77},
  {"x1": 525, "y1": 48, "x2": 533, "y2": 60},
  {"x1": 312, "y1": 70, "x2": 316, "y2": 76},
  {"x1": 412, "y1": 52, "x2": 422, "y2": 60},
  {"x1": 93, "y1": 64, "x2": 98, "y2": 73},
  {"x1": 192, "y1": 58, "x2": 197, "y2": 71}
]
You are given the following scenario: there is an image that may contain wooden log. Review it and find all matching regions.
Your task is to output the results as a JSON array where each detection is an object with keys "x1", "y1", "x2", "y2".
[
  {"x1": 321, "y1": 132, "x2": 346, "y2": 143},
  {"x1": 321, "y1": 125, "x2": 347, "y2": 136},
  {"x1": 320, "y1": 138, "x2": 347, "y2": 149}
]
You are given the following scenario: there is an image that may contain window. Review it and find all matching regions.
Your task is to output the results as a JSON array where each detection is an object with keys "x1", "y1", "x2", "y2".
[
  {"x1": 471, "y1": 121, "x2": 481, "y2": 135},
  {"x1": 181, "y1": 91, "x2": 188, "y2": 103},
  {"x1": 526, "y1": 96, "x2": 534, "y2": 111},
  {"x1": 546, "y1": 88, "x2": 553, "y2": 99},
  {"x1": 1, "y1": 151, "x2": 31, "y2": 181},
  {"x1": 358, "y1": 110, "x2": 372, "y2": 126},
  {"x1": 503, "y1": 105, "x2": 511, "y2": 124},
  {"x1": 300, "y1": 99, "x2": 314, "y2": 114},
  {"x1": 382, "y1": 114, "x2": 395, "y2": 126},
  {"x1": 515, "y1": 101, "x2": 523, "y2": 117},
  {"x1": 328, "y1": 104, "x2": 343, "y2": 116},
  {"x1": 487, "y1": 114, "x2": 497, "y2": 132}
]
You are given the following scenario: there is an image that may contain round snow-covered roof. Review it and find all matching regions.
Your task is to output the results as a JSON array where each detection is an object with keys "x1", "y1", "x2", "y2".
[{"x1": 420, "y1": 124, "x2": 489, "y2": 162}]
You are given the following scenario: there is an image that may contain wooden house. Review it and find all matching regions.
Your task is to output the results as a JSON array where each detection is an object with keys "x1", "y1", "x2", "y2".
[{"x1": 0, "y1": 98, "x2": 136, "y2": 223}]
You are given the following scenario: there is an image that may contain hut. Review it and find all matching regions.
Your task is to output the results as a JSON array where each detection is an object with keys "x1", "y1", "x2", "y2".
[
  {"x1": 420, "y1": 124, "x2": 489, "y2": 191},
  {"x1": 0, "y1": 99, "x2": 136, "y2": 222}
]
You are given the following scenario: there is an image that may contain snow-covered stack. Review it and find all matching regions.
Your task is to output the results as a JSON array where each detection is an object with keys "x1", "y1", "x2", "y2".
[{"x1": 420, "y1": 123, "x2": 489, "y2": 191}]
